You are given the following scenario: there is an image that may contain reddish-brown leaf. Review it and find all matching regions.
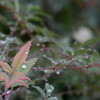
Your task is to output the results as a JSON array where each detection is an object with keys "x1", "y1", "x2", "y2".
[
  {"x1": 12, "y1": 41, "x2": 32, "y2": 73},
  {"x1": 0, "y1": 73, "x2": 9, "y2": 81},
  {"x1": 12, "y1": 72, "x2": 31, "y2": 81},
  {"x1": 0, "y1": 73, "x2": 10, "y2": 89},
  {"x1": 0, "y1": 61, "x2": 12, "y2": 73},
  {"x1": 6, "y1": 72, "x2": 31, "y2": 89}
]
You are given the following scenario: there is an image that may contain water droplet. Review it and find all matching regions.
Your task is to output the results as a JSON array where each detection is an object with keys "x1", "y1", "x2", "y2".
[
  {"x1": 36, "y1": 43, "x2": 40, "y2": 47},
  {"x1": 44, "y1": 70, "x2": 48, "y2": 73},
  {"x1": 22, "y1": 65, "x2": 27, "y2": 68},
  {"x1": 47, "y1": 89, "x2": 52, "y2": 93},
  {"x1": 7, "y1": 90, "x2": 10, "y2": 94},
  {"x1": 80, "y1": 48, "x2": 84, "y2": 50},
  {"x1": 79, "y1": 59, "x2": 82, "y2": 62},
  {"x1": 72, "y1": 52, "x2": 74, "y2": 56},
  {"x1": 43, "y1": 55, "x2": 46, "y2": 57},
  {"x1": 56, "y1": 71, "x2": 60, "y2": 75},
  {"x1": 25, "y1": 52, "x2": 28, "y2": 54}
]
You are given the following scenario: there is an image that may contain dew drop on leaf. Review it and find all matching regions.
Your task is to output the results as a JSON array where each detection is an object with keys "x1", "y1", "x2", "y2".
[
  {"x1": 22, "y1": 64, "x2": 27, "y2": 68},
  {"x1": 47, "y1": 89, "x2": 52, "y2": 94},
  {"x1": 25, "y1": 52, "x2": 28, "y2": 54}
]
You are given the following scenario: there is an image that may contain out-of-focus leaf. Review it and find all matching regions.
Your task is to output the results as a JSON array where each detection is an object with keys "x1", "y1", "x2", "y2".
[
  {"x1": 66, "y1": 50, "x2": 72, "y2": 56},
  {"x1": 48, "y1": 97, "x2": 58, "y2": 100},
  {"x1": 12, "y1": 41, "x2": 31, "y2": 73},
  {"x1": 93, "y1": 50, "x2": 99, "y2": 59},
  {"x1": 81, "y1": 38, "x2": 99, "y2": 47},
  {"x1": 33, "y1": 86, "x2": 46, "y2": 98},
  {"x1": 74, "y1": 49, "x2": 88, "y2": 56}
]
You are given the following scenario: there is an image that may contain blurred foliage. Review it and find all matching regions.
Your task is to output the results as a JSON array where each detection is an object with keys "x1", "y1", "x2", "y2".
[{"x1": 0, "y1": 0, "x2": 100, "y2": 100}]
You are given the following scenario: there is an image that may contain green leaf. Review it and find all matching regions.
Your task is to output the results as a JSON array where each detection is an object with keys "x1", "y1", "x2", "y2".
[
  {"x1": 74, "y1": 49, "x2": 88, "y2": 56},
  {"x1": 45, "y1": 83, "x2": 54, "y2": 97},
  {"x1": 19, "y1": 58, "x2": 38, "y2": 74},
  {"x1": 93, "y1": 50, "x2": 99, "y2": 59},
  {"x1": 81, "y1": 38, "x2": 99, "y2": 47},
  {"x1": 33, "y1": 86, "x2": 46, "y2": 98},
  {"x1": 66, "y1": 50, "x2": 72, "y2": 56},
  {"x1": 12, "y1": 83, "x2": 29, "y2": 88},
  {"x1": 48, "y1": 97, "x2": 58, "y2": 100},
  {"x1": 73, "y1": 42, "x2": 79, "y2": 49}
]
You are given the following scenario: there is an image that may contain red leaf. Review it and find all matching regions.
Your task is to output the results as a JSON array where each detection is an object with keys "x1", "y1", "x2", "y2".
[
  {"x1": 12, "y1": 72, "x2": 31, "y2": 81},
  {"x1": 0, "y1": 73, "x2": 10, "y2": 89},
  {"x1": 0, "y1": 61, "x2": 12, "y2": 73},
  {"x1": 0, "y1": 73, "x2": 9, "y2": 81},
  {"x1": 12, "y1": 41, "x2": 32, "y2": 73},
  {"x1": 6, "y1": 72, "x2": 31, "y2": 89}
]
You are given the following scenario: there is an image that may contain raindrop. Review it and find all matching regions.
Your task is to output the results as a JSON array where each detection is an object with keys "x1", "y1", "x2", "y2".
[
  {"x1": 56, "y1": 71, "x2": 60, "y2": 75},
  {"x1": 43, "y1": 55, "x2": 46, "y2": 57},
  {"x1": 44, "y1": 70, "x2": 48, "y2": 73},
  {"x1": 72, "y1": 52, "x2": 74, "y2": 56},
  {"x1": 36, "y1": 43, "x2": 40, "y2": 47},
  {"x1": 25, "y1": 52, "x2": 28, "y2": 54},
  {"x1": 7, "y1": 90, "x2": 10, "y2": 94},
  {"x1": 22, "y1": 65, "x2": 27, "y2": 68},
  {"x1": 80, "y1": 48, "x2": 84, "y2": 50},
  {"x1": 47, "y1": 89, "x2": 52, "y2": 93}
]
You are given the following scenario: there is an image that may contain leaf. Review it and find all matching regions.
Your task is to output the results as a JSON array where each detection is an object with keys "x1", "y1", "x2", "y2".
[
  {"x1": 19, "y1": 58, "x2": 38, "y2": 74},
  {"x1": 48, "y1": 97, "x2": 58, "y2": 100},
  {"x1": 12, "y1": 41, "x2": 32, "y2": 73},
  {"x1": 0, "y1": 61, "x2": 12, "y2": 73},
  {"x1": 7, "y1": 72, "x2": 31, "y2": 89},
  {"x1": 0, "y1": 73, "x2": 9, "y2": 89},
  {"x1": 93, "y1": 50, "x2": 99, "y2": 59},
  {"x1": 80, "y1": 38, "x2": 99, "y2": 47},
  {"x1": 66, "y1": 50, "x2": 72, "y2": 56},
  {"x1": 74, "y1": 49, "x2": 88, "y2": 56},
  {"x1": 33, "y1": 86, "x2": 46, "y2": 98},
  {"x1": 0, "y1": 73, "x2": 9, "y2": 81},
  {"x1": 12, "y1": 72, "x2": 31, "y2": 81},
  {"x1": 73, "y1": 42, "x2": 79, "y2": 49},
  {"x1": 12, "y1": 83, "x2": 29, "y2": 88},
  {"x1": 45, "y1": 83, "x2": 54, "y2": 97}
]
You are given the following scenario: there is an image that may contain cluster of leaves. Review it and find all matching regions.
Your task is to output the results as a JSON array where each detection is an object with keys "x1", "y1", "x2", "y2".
[
  {"x1": 0, "y1": 0, "x2": 100, "y2": 100},
  {"x1": 0, "y1": 41, "x2": 37, "y2": 90}
]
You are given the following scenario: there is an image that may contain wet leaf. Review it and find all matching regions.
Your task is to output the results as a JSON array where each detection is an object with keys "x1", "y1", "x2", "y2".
[
  {"x1": 19, "y1": 58, "x2": 38, "y2": 74},
  {"x1": 12, "y1": 41, "x2": 32, "y2": 73}
]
